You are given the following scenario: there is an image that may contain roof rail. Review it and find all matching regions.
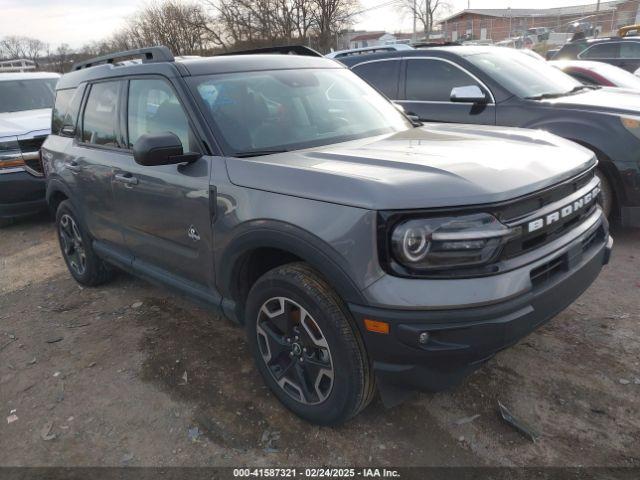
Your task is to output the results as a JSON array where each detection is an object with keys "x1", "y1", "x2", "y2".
[
  {"x1": 413, "y1": 41, "x2": 461, "y2": 48},
  {"x1": 72, "y1": 46, "x2": 174, "y2": 71},
  {"x1": 218, "y1": 45, "x2": 322, "y2": 58}
]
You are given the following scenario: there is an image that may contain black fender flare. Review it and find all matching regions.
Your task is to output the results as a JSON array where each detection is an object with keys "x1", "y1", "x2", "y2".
[
  {"x1": 216, "y1": 220, "x2": 367, "y2": 322},
  {"x1": 45, "y1": 177, "x2": 74, "y2": 211}
]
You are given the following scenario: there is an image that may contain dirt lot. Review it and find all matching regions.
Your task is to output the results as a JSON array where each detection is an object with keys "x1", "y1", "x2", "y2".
[{"x1": 0, "y1": 214, "x2": 639, "y2": 468}]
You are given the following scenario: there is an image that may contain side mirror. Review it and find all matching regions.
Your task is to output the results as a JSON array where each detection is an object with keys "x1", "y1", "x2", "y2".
[
  {"x1": 133, "y1": 132, "x2": 201, "y2": 166},
  {"x1": 60, "y1": 125, "x2": 75, "y2": 137},
  {"x1": 450, "y1": 85, "x2": 487, "y2": 104}
]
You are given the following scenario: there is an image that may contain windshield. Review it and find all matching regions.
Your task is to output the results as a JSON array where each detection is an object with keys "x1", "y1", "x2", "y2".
[
  {"x1": 189, "y1": 69, "x2": 412, "y2": 156},
  {"x1": 465, "y1": 50, "x2": 581, "y2": 99},
  {"x1": 0, "y1": 78, "x2": 57, "y2": 113}
]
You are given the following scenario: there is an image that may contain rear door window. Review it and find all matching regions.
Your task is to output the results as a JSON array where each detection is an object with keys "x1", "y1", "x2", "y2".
[
  {"x1": 581, "y1": 42, "x2": 620, "y2": 59},
  {"x1": 405, "y1": 59, "x2": 483, "y2": 102},
  {"x1": 352, "y1": 60, "x2": 401, "y2": 98},
  {"x1": 620, "y1": 41, "x2": 640, "y2": 59},
  {"x1": 82, "y1": 81, "x2": 122, "y2": 147}
]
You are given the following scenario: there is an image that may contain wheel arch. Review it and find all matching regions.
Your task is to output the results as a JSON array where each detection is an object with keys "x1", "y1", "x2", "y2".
[
  {"x1": 565, "y1": 138, "x2": 624, "y2": 213},
  {"x1": 217, "y1": 221, "x2": 366, "y2": 325},
  {"x1": 45, "y1": 178, "x2": 73, "y2": 214}
]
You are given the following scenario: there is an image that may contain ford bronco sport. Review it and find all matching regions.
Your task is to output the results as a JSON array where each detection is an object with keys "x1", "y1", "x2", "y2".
[{"x1": 43, "y1": 46, "x2": 613, "y2": 425}]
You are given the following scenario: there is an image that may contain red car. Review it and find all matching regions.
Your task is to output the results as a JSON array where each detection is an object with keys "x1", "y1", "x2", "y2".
[{"x1": 550, "y1": 60, "x2": 640, "y2": 90}]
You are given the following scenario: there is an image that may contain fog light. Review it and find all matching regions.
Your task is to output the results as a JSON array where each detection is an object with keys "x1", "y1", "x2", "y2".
[{"x1": 418, "y1": 332, "x2": 430, "y2": 344}]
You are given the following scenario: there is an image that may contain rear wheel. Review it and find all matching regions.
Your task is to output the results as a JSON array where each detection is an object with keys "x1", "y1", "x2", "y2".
[
  {"x1": 245, "y1": 263, "x2": 374, "y2": 425},
  {"x1": 55, "y1": 200, "x2": 114, "y2": 286}
]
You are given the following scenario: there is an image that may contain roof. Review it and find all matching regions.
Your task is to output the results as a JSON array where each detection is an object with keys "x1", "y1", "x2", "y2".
[
  {"x1": 350, "y1": 31, "x2": 389, "y2": 42},
  {"x1": 57, "y1": 54, "x2": 342, "y2": 90},
  {"x1": 0, "y1": 72, "x2": 60, "y2": 81},
  {"x1": 440, "y1": 0, "x2": 625, "y2": 23}
]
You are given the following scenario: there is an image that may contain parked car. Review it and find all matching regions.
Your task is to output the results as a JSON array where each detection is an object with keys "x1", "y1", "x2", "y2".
[
  {"x1": 528, "y1": 27, "x2": 551, "y2": 42},
  {"x1": 44, "y1": 46, "x2": 611, "y2": 425},
  {"x1": 341, "y1": 46, "x2": 640, "y2": 227},
  {"x1": 325, "y1": 44, "x2": 413, "y2": 59},
  {"x1": 554, "y1": 36, "x2": 640, "y2": 73},
  {"x1": 550, "y1": 60, "x2": 640, "y2": 89},
  {"x1": 0, "y1": 72, "x2": 59, "y2": 226}
]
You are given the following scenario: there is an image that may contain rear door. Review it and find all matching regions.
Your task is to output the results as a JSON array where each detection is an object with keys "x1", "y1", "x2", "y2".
[
  {"x1": 70, "y1": 80, "x2": 130, "y2": 249},
  {"x1": 398, "y1": 57, "x2": 496, "y2": 125},
  {"x1": 112, "y1": 76, "x2": 214, "y2": 289}
]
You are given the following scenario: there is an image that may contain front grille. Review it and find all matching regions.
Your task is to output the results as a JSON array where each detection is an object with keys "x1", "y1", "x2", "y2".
[
  {"x1": 529, "y1": 224, "x2": 604, "y2": 288},
  {"x1": 499, "y1": 169, "x2": 600, "y2": 260},
  {"x1": 18, "y1": 135, "x2": 46, "y2": 176},
  {"x1": 530, "y1": 255, "x2": 566, "y2": 287}
]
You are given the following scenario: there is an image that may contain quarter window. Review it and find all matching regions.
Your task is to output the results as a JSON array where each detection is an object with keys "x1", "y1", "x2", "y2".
[
  {"x1": 127, "y1": 78, "x2": 194, "y2": 150},
  {"x1": 352, "y1": 60, "x2": 400, "y2": 98},
  {"x1": 405, "y1": 59, "x2": 484, "y2": 102},
  {"x1": 82, "y1": 81, "x2": 121, "y2": 147},
  {"x1": 52, "y1": 86, "x2": 84, "y2": 135}
]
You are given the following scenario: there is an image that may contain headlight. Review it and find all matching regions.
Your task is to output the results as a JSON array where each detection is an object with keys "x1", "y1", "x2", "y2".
[
  {"x1": 620, "y1": 116, "x2": 640, "y2": 140},
  {"x1": 390, "y1": 213, "x2": 519, "y2": 272},
  {"x1": 0, "y1": 138, "x2": 24, "y2": 171}
]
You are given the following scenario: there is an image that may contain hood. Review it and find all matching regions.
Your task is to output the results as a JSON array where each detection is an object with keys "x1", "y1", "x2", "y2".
[
  {"x1": 542, "y1": 87, "x2": 640, "y2": 114},
  {"x1": 226, "y1": 124, "x2": 596, "y2": 210},
  {"x1": 0, "y1": 108, "x2": 51, "y2": 138}
]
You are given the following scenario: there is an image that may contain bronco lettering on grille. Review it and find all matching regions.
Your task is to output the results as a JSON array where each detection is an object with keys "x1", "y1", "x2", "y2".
[{"x1": 528, "y1": 186, "x2": 601, "y2": 234}]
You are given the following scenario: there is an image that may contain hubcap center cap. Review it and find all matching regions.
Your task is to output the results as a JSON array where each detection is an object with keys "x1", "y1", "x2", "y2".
[{"x1": 291, "y1": 343, "x2": 303, "y2": 356}]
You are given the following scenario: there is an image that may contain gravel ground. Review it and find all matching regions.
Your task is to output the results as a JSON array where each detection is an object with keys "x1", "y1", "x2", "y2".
[{"x1": 0, "y1": 214, "x2": 638, "y2": 467}]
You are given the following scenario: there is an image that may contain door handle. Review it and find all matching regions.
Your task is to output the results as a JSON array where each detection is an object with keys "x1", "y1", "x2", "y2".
[
  {"x1": 65, "y1": 161, "x2": 81, "y2": 172},
  {"x1": 114, "y1": 173, "x2": 138, "y2": 185}
]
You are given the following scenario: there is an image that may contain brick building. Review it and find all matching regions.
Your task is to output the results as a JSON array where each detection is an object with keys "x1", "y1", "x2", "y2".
[{"x1": 439, "y1": 0, "x2": 640, "y2": 43}]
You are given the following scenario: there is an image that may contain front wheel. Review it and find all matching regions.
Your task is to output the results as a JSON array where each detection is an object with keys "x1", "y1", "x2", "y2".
[
  {"x1": 596, "y1": 169, "x2": 614, "y2": 219},
  {"x1": 245, "y1": 263, "x2": 374, "y2": 425}
]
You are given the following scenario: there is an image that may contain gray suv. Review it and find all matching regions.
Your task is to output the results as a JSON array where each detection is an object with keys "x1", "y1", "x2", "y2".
[{"x1": 43, "y1": 46, "x2": 612, "y2": 425}]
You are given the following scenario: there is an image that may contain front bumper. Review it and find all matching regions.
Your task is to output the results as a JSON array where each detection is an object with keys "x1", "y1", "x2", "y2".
[
  {"x1": 0, "y1": 169, "x2": 47, "y2": 220},
  {"x1": 349, "y1": 219, "x2": 612, "y2": 404}
]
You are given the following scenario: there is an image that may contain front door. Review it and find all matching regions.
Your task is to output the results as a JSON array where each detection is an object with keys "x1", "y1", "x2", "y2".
[
  {"x1": 398, "y1": 58, "x2": 496, "y2": 125},
  {"x1": 112, "y1": 77, "x2": 214, "y2": 289}
]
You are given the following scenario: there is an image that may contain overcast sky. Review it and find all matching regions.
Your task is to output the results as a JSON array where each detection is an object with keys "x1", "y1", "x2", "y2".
[{"x1": 0, "y1": 0, "x2": 604, "y2": 48}]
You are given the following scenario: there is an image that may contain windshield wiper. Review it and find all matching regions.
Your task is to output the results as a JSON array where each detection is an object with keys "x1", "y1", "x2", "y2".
[
  {"x1": 526, "y1": 85, "x2": 599, "y2": 100},
  {"x1": 232, "y1": 149, "x2": 290, "y2": 158}
]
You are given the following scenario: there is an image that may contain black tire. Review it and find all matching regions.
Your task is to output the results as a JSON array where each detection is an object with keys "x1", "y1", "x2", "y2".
[
  {"x1": 245, "y1": 262, "x2": 375, "y2": 425},
  {"x1": 0, "y1": 217, "x2": 14, "y2": 228},
  {"x1": 55, "y1": 200, "x2": 114, "y2": 286},
  {"x1": 596, "y1": 169, "x2": 614, "y2": 219}
]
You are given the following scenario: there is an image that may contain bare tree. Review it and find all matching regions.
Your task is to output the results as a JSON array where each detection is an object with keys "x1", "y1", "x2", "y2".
[
  {"x1": 1, "y1": 36, "x2": 27, "y2": 59},
  {"x1": 312, "y1": 0, "x2": 359, "y2": 52},
  {"x1": 402, "y1": 0, "x2": 451, "y2": 38},
  {"x1": 111, "y1": 1, "x2": 209, "y2": 55},
  {"x1": 54, "y1": 43, "x2": 72, "y2": 73}
]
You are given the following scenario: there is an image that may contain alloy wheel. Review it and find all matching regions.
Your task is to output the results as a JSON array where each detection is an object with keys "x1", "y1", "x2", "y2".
[
  {"x1": 58, "y1": 213, "x2": 87, "y2": 276},
  {"x1": 256, "y1": 297, "x2": 334, "y2": 405}
]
